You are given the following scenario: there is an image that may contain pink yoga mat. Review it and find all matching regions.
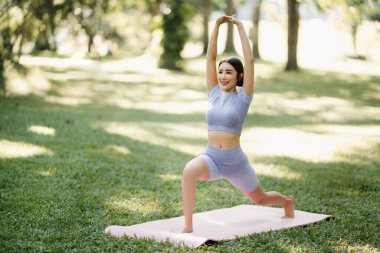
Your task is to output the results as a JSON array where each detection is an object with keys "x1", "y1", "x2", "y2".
[{"x1": 105, "y1": 205, "x2": 332, "y2": 248}]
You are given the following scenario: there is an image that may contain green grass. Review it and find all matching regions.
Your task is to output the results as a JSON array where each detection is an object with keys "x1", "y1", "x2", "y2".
[{"x1": 1, "y1": 57, "x2": 380, "y2": 252}]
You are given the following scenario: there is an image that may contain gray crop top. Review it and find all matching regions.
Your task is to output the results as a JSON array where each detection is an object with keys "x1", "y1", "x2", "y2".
[{"x1": 206, "y1": 85, "x2": 253, "y2": 136}]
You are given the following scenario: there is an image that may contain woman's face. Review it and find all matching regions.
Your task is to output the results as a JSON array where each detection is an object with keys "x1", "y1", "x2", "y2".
[{"x1": 218, "y1": 62, "x2": 239, "y2": 92}]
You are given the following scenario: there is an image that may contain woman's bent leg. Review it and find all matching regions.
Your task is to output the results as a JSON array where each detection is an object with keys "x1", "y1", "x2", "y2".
[
  {"x1": 244, "y1": 185, "x2": 294, "y2": 218},
  {"x1": 181, "y1": 157, "x2": 210, "y2": 233}
]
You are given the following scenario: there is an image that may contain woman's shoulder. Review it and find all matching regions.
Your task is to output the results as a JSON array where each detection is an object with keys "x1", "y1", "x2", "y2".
[
  {"x1": 208, "y1": 84, "x2": 219, "y2": 95},
  {"x1": 238, "y1": 87, "x2": 253, "y2": 104}
]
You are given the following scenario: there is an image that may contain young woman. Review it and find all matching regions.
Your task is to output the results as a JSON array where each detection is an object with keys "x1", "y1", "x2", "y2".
[{"x1": 181, "y1": 16, "x2": 294, "y2": 233}]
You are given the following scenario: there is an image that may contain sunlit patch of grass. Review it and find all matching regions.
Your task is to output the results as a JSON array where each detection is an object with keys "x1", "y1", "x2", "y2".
[
  {"x1": 105, "y1": 197, "x2": 163, "y2": 215},
  {"x1": 243, "y1": 124, "x2": 380, "y2": 162},
  {"x1": 27, "y1": 125, "x2": 56, "y2": 136},
  {"x1": 333, "y1": 239, "x2": 380, "y2": 253},
  {"x1": 44, "y1": 95, "x2": 93, "y2": 106},
  {"x1": 6, "y1": 67, "x2": 51, "y2": 96},
  {"x1": 254, "y1": 163, "x2": 302, "y2": 180},
  {"x1": 0, "y1": 140, "x2": 53, "y2": 158},
  {"x1": 105, "y1": 145, "x2": 131, "y2": 155},
  {"x1": 158, "y1": 174, "x2": 182, "y2": 181},
  {"x1": 37, "y1": 169, "x2": 53, "y2": 177}
]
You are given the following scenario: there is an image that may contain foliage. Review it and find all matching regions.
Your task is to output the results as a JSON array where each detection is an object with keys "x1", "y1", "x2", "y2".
[
  {"x1": 313, "y1": 0, "x2": 380, "y2": 56},
  {"x1": 0, "y1": 0, "x2": 157, "y2": 92},
  {"x1": 159, "y1": 0, "x2": 194, "y2": 70},
  {"x1": 367, "y1": 0, "x2": 380, "y2": 22},
  {"x1": 71, "y1": 0, "x2": 109, "y2": 53},
  {"x1": 0, "y1": 0, "x2": 75, "y2": 93},
  {"x1": 0, "y1": 1, "x2": 30, "y2": 93}
]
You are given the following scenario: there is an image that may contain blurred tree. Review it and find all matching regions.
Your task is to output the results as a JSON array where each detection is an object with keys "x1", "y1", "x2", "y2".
[
  {"x1": 186, "y1": 0, "x2": 217, "y2": 55},
  {"x1": 73, "y1": 0, "x2": 109, "y2": 54},
  {"x1": 33, "y1": 1, "x2": 56, "y2": 51},
  {"x1": 0, "y1": 1, "x2": 32, "y2": 65},
  {"x1": 32, "y1": 0, "x2": 75, "y2": 52},
  {"x1": 202, "y1": 0, "x2": 212, "y2": 55},
  {"x1": 314, "y1": 0, "x2": 380, "y2": 58},
  {"x1": 189, "y1": 0, "x2": 218, "y2": 55},
  {"x1": 224, "y1": 0, "x2": 249, "y2": 54},
  {"x1": 225, "y1": 0, "x2": 237, "y2": 53},
  {"x1": 103, "y1": 0, "x2": 160, "y2": 56},
  {"x1": 285, "y1": 0, "x2": 300, "y2": 71},
  {"x1": 0, "y1": 1, "x2": 12, "y2": 92},
  {"x1": 0, "y1": 0, "x2": 33, "y2": 92},
  {"x1": 367, "y1": 0, "x2": 380, "y2": 22},
  {"x1": 145, "y1": 0, "x2": 163, "y2": 15},
  {"x1": 252, "y1": 0, "x2": 263, "y2": 59},
  {"x1": 159, "y1": 0, "x2": 193, "y2": 70}
]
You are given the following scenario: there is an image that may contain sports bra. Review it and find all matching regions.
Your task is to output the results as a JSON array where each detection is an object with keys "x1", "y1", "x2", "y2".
[{"x1": 206, "y1": 85, "x2": 253, "y2": 136}]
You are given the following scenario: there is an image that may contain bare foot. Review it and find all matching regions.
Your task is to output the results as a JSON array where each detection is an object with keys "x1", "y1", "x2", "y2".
[
  {"x1": 181, "y1": 227, "x2": 193, "y2": 233},
  {"x1": 282, "y1": 195, "x2": 295, "y2": 218}
]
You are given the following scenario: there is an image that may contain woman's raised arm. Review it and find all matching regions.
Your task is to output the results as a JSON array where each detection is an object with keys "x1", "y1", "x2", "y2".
[
  {"x1": 206, "y1": 16, "x2": 229, "y2": 91},
  {"x1": 232, "y1": 18, "x2": 255, "y2": 96}
]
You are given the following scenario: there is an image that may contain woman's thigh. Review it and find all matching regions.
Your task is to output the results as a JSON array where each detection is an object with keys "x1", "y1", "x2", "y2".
[{"x1": 183, "y1": 157, "x2": 211, "y2": 181}]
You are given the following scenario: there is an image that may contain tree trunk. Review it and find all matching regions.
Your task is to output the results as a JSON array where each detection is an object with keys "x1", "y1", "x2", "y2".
[
  {"x1": 351, "y1": 23, "x2": 358, "y2": 56},
  {"x1": 35, "y1": 30, "x2": 50, "y2": 51},
  {"x1": 285, "y1": 0, "x2": 299, "y2": 71},
  {"x1": 252, "y1": 0, "x2": 262, "y2": 59},
  {"x1": 48, "y1": 13, "x2": 57, "y2": 52},
  {"x1": 0, "y1": 54, "x2": 5, "y2": 94},
  {"x1": 202, "y1": 0, "x2": 211, "y2": 55},
  {"x1": 17, "y1": 11, "x2": 32, "y2": 63},
  {"x1": 88, "y1": 34, "x2": 94, "y2": 54},
  {"x1": 225, "y1": 0, "x2": 236, "y2": 53}
]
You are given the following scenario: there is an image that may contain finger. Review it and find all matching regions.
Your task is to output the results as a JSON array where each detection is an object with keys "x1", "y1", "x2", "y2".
[
  {"x1": 226, "y1": 16, "x2": 235, "y2": 22},
  {"x1": 228, "y1": 15, "x2": 236, "y2": 21}
]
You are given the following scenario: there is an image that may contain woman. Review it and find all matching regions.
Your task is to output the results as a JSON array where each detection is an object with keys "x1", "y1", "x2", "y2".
[{"x1": 181, "y1": 15, "x2": 294, "y2": 233}]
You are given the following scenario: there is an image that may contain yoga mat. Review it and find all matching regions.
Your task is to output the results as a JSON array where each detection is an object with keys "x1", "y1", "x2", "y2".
[{"x1": 105, "y1": 205, "x2": 332, "y2": 248}]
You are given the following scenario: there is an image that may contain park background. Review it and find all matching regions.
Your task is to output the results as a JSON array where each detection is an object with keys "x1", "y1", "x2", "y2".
[{"x1": 1, "y1": 0, "x2": 380, "y2": 252}]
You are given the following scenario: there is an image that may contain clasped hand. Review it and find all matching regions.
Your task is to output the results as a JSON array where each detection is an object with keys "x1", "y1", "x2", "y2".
[{"x1": 216, "y1": 15, "x2": 242, "y2": 26}]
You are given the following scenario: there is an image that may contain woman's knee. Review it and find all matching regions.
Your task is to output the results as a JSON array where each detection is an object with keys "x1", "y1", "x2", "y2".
[
  {"x1": 245, "y1": 185, "x2": 266, "y2": 205},
  {"x1": 182, "y1": 162, "x2": 196, "y2": 181},
  {"x1": 182, "y1": 158, "x2": 209, "y2": 181},
  {"x1": 251, "y1": 195, "x2": 266, "y2": 205}
]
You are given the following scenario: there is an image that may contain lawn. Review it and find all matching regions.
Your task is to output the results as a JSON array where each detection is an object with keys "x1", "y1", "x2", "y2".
[{"x1": 1, "y1": 56, "x2": 379, "y2": 252}]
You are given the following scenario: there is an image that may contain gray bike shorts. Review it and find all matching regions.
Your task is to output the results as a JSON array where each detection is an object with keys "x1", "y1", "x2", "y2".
[{"x1": 199, "y1": 145, "x2": 259, "y2": 192}]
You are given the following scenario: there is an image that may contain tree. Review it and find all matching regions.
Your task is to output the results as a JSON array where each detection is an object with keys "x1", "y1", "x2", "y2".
[
  {"x1": 32, "y1": 0, "x2": 76, "y2": 52},
  {"x1": 368, "y1": 2, "x2": 380, "y2": 22},
  {"x1": 314, "y1": 0, "x2": 380, "y2": 58},
  {"x1": 252, "y1": 0, "x2": 263, "y2": 59},
  {"x1": 159, "y1": 0, "x2": 193, "y2": 70},
  {"x1": 73, "y1": 0, "x2": 109, "y2": 54},
  {"x1": 225, "y1": 0, "x2": 236, "y2": 53},
  {"x1": 285, "y1": 0, "x2": 300, "y2": 71},
  {"x1": 0, "y1": 1, "x2": 33, "y2": 93},
  {"x1": 367, "y1": 0, "x2": 380, "y2": 22},
  {"x1": 224, "y1": 0, "x2": 250, "y2": 54},
  {"x1": 202, "y1": 0, "x2": 212, "y2": 55}
]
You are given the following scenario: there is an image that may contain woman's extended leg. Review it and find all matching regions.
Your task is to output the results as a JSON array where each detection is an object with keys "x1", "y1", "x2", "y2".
[
  {"x1": 244, "y1": 185, "x2": 294, "y2": 218},
  {"x1": 181, "y1": 157, "x2": 210, "y2": 233}
]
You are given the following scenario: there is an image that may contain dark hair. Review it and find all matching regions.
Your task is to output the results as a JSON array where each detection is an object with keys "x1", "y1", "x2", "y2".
[{"x1": 218, "y1": 57, "x2": 244, "y2": 87}]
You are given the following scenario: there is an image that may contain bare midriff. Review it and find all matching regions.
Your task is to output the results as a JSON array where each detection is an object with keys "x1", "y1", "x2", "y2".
[{"x1": 208, "y1": 131, "x2": 240, "y2": 149}]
